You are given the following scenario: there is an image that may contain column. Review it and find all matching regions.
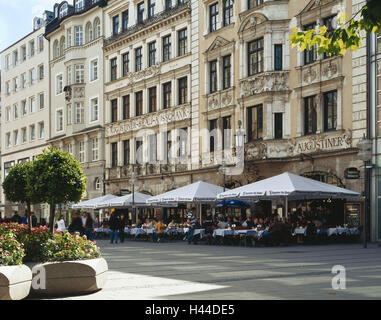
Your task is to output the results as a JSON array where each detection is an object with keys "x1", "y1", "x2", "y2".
[
  {"x1": 84, "y1": 134, "x2": 89, "y2": 163},
  {"x1": 98, "y1": 131, "x2": 105, "y2": 162},
  {"x1": 264, "y1": 32, "x2": 272, "y2": 72},
  {"x1": 117, "y1": 140, "x2": 123, "y2": 166}
]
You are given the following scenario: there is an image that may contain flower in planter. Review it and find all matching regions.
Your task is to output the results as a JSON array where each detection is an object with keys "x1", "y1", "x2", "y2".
[{"x1": 0, "y1": 231, "x2": 25, "y2": 266}]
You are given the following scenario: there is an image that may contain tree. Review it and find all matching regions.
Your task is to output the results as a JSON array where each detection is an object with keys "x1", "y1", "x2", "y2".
[
  {"x1": 2, "y1": 162, "x2": 39, "y2": 229},
  {"x1": 31, "y1": 147, "x2": 87, "y2": 233},
  {"x1": 289, "y1": 0, "x2": 381, "y2": 56}
]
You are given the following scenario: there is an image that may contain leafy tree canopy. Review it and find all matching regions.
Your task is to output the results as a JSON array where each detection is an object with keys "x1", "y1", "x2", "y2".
[{"x1": 289, "y1": 0, "x2": 381, "y2": 56}]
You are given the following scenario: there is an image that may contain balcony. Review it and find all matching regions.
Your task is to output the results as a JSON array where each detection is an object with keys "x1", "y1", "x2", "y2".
[
  {"x1": 104, "y1": 0, "x2": 191, "y2": 47},
  {"x1": 239, "y1": 70, "x2": 290, "y2": 99}
]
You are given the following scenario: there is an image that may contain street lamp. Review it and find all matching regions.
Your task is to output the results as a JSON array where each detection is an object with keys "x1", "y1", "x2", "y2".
[
  {"x1": 357, "y1": 134, "x2": 372, "y2": 249},
  {"x1": 130, "y1": 170, "x2": 137, "y2": 224}
]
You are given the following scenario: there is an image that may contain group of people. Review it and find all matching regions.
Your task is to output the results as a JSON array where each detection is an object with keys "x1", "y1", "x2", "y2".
[{"x1": 0, "y1": 211, "x2": 38, "y2": 227}]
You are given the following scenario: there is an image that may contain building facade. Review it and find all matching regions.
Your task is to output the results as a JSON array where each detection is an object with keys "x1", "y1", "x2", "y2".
[
  {"x1": 0, "y1": 14, "x2": 53, "y2": 218},
  {"x1": 44, "y1": 0, "x2": 108, "y2": 202}
]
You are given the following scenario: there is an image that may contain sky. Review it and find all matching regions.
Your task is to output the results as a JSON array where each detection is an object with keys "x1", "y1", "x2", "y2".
[{"x1": 0, "y1": 0, "x2": 59, "y2": 52}]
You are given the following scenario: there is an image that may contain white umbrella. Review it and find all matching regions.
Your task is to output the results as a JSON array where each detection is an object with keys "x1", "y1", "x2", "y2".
[
  {"x1": 71, "y1": 194, "x2": 118, "y2": 209},
  {"x1": 217, "y1": 172, "x2": 360, "y2": 201},
  {"x1": 101, "y1": 192, "x2": 152, "y2": 208},
  {"x1": 147, "y1": 181, "x2": 228, "y2": 204}
]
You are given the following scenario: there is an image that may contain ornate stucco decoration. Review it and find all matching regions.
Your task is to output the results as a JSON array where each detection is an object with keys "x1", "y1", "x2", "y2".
[{"x1": 240, "y1": 71, "x2": 289, "y2": 98}]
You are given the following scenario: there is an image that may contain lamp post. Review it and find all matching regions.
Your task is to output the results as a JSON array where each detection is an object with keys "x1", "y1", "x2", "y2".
[
  {"x1": 357, "y1": 135, "x2": 372, "y2": 249},
  {"x1": 130, "y1": 170, "x2": 136, "y2": 224}
]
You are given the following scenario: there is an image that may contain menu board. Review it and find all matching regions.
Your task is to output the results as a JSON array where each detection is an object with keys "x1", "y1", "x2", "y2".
[{"x1": 344, "y1": 203, "x2": 362, "y2": 227}]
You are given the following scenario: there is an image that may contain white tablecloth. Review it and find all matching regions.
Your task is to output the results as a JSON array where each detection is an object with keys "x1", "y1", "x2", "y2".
[
  {"x1": 234, "y1": 229, "x2": 258, "y2": 237},
  {"x1": 94, "y1": 227, "x2": 110, "y2": 233},
  {"x1": 294, "y1": 228, "x2": 307, "y2": 236},
  {"x1": 183, "y1": 228, "x2": 205, "y2": 239},
  {"x1": 213, "y1": 229, "x2": 235, "y2": 238}
]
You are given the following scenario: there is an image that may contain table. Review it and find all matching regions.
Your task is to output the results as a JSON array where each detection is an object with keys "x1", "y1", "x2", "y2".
[
  {"x1": 234, "y1": 229, "x2": 258, "y2": 237},
  {"x1": 130, "y1": 228, "x2": 147, "y2": 236},
  {"x1": 183, "y1": 228, "x2": 205, "y2": 239},
  {"x1": 94, "y1": 227, "x2": 110, "y2": 234},
  {"x1": 212, "y1": 229, "x2": 235, "y2": 238}
]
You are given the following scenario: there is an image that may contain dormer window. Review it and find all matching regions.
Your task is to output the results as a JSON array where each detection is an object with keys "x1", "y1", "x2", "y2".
[
  {"x1": 75, "y1": 0, "x2": 84, "y2": 11},
  {"x1": 59, "y1": 3, "x2": 68, "y2": 18}
]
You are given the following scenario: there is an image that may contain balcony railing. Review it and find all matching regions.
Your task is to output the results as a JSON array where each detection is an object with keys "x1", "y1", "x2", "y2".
[{"x1": 104, "y1": 0, "x2": 191, "y2": 47}]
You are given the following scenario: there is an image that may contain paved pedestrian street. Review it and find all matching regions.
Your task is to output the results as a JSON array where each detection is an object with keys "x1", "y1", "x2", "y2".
[{"x1": 54, "y1": 241, "x2": 381, "y2": 300}]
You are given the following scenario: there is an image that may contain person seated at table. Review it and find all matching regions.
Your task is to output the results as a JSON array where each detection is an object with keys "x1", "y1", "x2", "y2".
[
  {"x1": 188, "y1": 217, "x2": 201, "y2": 245},
  {"x1": 305, "y1": 219, "x2": 317, "y2": 241},
  {"x1": 243, "y1": 217, "x2": 254, "y2": 229},
  {"x1": 136, "y1": 219, "x2": 143, "y2": 228},
  {"x1": 154, "y1": 219, "x2": 167, "y2": 242},
  {"x1": 167, "y1": 219, "x2": 178, "y2": 229},
  {"x1": 142, "y1": 218, "x2": 151, "y2": 229},
  {"x1": 217, "y1": 218, "x2": 228, "y2": 229}
]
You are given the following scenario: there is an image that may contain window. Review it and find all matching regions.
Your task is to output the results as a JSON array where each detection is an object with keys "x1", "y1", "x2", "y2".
[
  {"x1": 178, "y1": 29, "x2": 187, "y2": 56},
  {"x1": 148, "y1": 0, "x2": 155, "y2": 18},
  {"x1": 111, "y1": 99, "x2": 118, "y2": 123},
  {"x1": 29, "y1": 40, "x2": 35, "y2": 57},
  {"x1": 67, "y1": 66, "x2": 72, "y2": 85},
  {"x1": 162, "y1": 35, "x2": 171, "y2": 62},
  {"x1": 247, "y1": 105, "x2": 263, "y2": 141},
  {"x1": 274, "y1": 113, "x2": 283, "y2": 139},
  {"x1": 75, "y1": 0, "x2": 84, "y2": 11},
  {"x1": 21, "y1": 74, "x2": 27, "y2": 88},
  {"x1": 21, "y1": 100, "x2": 27, "y2": 116},
  {"x1": 86, "y1": 22, "x2": 93, "y2": 43},
  {"x1": 21, "y1": 46, "x2": 26, "y2": 61},
  {"x1": 137, "y1": 2, "x2": 144, "y2": 24},
  {"x1": 67, "y1": 104, "x2": 72, "y2": 125},
  {"x1": 377, "y1": 60, "x2": 381, "y2": 136},
  {"x1": 223, "y1": 55, "x2": 231, "y2": 89},
  {"x1": 165, "y1": 131, "x2": 172, "y2": 162},
  {"x1": 222, "y1": 116, "x2": 232, "y2": 150},
  {"x1": 123, "y1": 95, "x2": 130, "y2": 120},
  {"x1": 163, "y1": 82, "x2": 171, "y2": 109},
  {"x1": 135, "y1": 91, "x2": 143, "y2": 116},
  {"x1": 111, "y1": 142, "x2": 118, "y2": 167},
  {"x1": 112, "y1": 15, "x2": 119, "y2": 36},
  {"x1": 178, "y1": 128, "x2": 187, "y2": 158},
  {"x1": 149, "y1": 87, "x2": 157, "y2": 113},
  {"x1": 324, "y1": 91, "x2": 337, "y2": 131},
  {"x1": 248, "y1": 0, "x2": 263, "y2": 9},
  {"x1": 148, "y1": 134, "x2": 157, "y2": 163},
  {"x1": 248, "y1": 38, "x2": 264, "y2": 76},
  {"x1": 209, "y1": 119, "x2": 217, "y2": 153},
  {"x1": 38, "y1": 122, "x2": 44, "y2": 139},
  {"x1": 13, "y1": 130, "x2": 19, "y2": 146},
  {"x1": 90, "y1": 59, "x2": 98, "y2": 81},
  {"x1": 209, "y1": 3, "x2": 219, "y2": 33},
  {"x1": 4, "y1": 161, "x2": 15, "y2": 177},
  {"x1": 13, "y1": 50, "x2": 18, "y2": 66},
  {"x1": 304, "y1": 23, "x2": 317, "y2": 65},
  {"x1": 95, "y1": 178, "x2": 101, "y2": 190},
  {"x1": 274, "y1": 44, "x2": 283, "y2": 71},
  {"x1": 30, "y1": 124, "x2": 36, "y2": 141},
  {"x1": 148, "y1": 42, "x2": 156, "y2": 67},
  {"x1": 110, "y1": 58, "x2": 117, "y2": 81},
  {"x1": 6, "y1": 107, "x2": 11, "y2": 122},
  {"x1": 67, "y1": 28, "x2": 72, "y2": 47},
  {"x1": 122, "y1": 10, "x2": 129, "y2": 32},
  {"x1": 90, "y1": 97, "x2": 99, "y2": 122},
  {"x1": 178, "y1": 77, "x2": 187, "y2": 105},
  {"x1": 29, "y1": 69, "x2": 35, "y2": 85},
  {"x1": 122, "y1": 52, "x2": 129, "y2": 76},
  {"x1": 66, "y1": 143, "x2": 73, "y2": 154},
  {"x1": 79, "y1": 141, "x2": 85, "y2": 163},
  {"x1": 304, "y1": 96, "x2": 317, "y2": 135},
  {"x1": 377, "y1": 34, "x2": 381, "y2": 54},
  {"x1": 13, "y1": 104, "x2": 18, "y2": 120},
  {"x1": 223, "y1": 0, "x2": 233, "y2": 27},
  {"x1": 56, "y1": 74, "x2": 63, "y2": 94},
  {"x1": 38, "y1": 93, "x2": 44, "y2": 109},
  {"x1": 92, "y1": 138, "x2": 99, "y2": 161},
  {"x1": 94, "y1": 18, "x2": 101, "y2": 38},
  {"x1": 323, "y1": 16, "x2": 337, "y2": 59},
  {"x1": 5, "y1": 82, "x2": 10, "y2": 95},
  {"x1": 123, "y1": 140, "x2": 130, "y2": 165},
  {"x1": 29, "y1": 97, "x2": 36, "y2": 113},
  {"x1": 75, "y1": 64, "x2": 84, "y2": 84},
  {"x1": 75, "y1": 102, "x2": 84, "y2": 124},
  {"x1": 21, "y1": 128, "x2": 27, "y2": 144},
  {"x1": 135, "y1": 47, "x2": 143, "y2": 71},
  {"x1": 38, "y1": 36, "x2": 44, "y2": 52},
  {"x1": 165, "y1": 0, "x2": 172, "y2": 10},
  {"x1": 209, "y1": 60, "x2": 217, "y2": 93},
  {"x1": 75, "y1": 26, "x2": 83, "y2": 46},
  {"x1": 38, "y1": 65, "x2": 44, "y2": 80},
  {"x1": 60, "y1": 3, "x2": 68, "y2": 18},
  {"x1": 13, "y1": 78, "x2": 18, "y2": 92},
  {"x1": 6, "y1": 133, "x2": 11, "y2": 148},
  {"x1": 5, "y1": 55, "x2": 10, "y2": 70}
]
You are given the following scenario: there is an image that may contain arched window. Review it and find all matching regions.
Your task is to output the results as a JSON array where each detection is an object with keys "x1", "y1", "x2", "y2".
[
  {"x1": 93, "y1": 17, "x2": 101, "y2": 38},
  {"x1": 85, "y1": 22, "x2": 93, "y2": 43},
  {"x1": 59, "y1": 3, "x2": 68, "y2": 18},
  {"x1": 75, "y1": 0, "x2": 84, "y2": 11},
  {"x1": 59, "y1": 36, "x2": 66, "y2": 56},
  {"x1": 53, "y1": 40, "x2": 59, "y2": 58},
  {"x1": 94, "y1": 178, "x2": 101, "y2": 190}
]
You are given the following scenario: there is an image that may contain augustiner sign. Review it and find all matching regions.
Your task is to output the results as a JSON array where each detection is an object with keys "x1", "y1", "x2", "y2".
[
  {"x1": 264, "y1": 131, "x2": 352, "y2": 159},
  {"x1": 106, "y1": 105, "x2": 190, "y2": 137}
]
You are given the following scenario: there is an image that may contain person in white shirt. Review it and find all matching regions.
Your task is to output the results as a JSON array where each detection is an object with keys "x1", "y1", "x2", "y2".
[{"x1": 56, "y1": 215, "x2": 66, "y2": 232}]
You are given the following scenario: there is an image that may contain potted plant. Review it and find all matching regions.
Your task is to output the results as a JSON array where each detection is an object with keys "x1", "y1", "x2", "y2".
[
  {"x1": 30, "y1": 231, "x2": 107, "y2": 297},
  {"x1": 0, "y1": 230, "x2": 32, "y2": 300}
]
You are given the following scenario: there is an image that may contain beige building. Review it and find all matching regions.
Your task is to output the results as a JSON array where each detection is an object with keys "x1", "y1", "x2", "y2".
[
  {"x1": 44, "y1": 0, "x2": 108, "y2": 202},
  {"x1": 0, "y1": 14, "x2": 53, "y2": 218}
]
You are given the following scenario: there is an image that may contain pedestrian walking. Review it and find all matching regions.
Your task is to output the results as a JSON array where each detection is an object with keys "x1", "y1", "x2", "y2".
[
  {"x1": 109, "y1": 212, "x2": 121, "y2": 244},
  {"x1": 68, "y1": 212, "x2": 84, "y2": 235},
  {"x1": 119, "y1": 214, "x2": 127, "y2": 243},
  {"x1": 84, "y1": 212, "x2": 94, "y2": 241},
  {"x1": 56, "y1": 214, "x2": 66, "y2": 232}
]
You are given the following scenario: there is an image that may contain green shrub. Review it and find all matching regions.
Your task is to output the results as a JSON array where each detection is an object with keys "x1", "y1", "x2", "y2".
[
  {"x1": 0, "y1": 231, "x2": 25, "y2": 266},
  {"x1": 41, "y1": 231, "x2": 101, "y2": 262}
]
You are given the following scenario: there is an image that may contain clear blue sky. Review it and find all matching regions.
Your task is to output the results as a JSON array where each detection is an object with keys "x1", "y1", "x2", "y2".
[{"x1": 0, "y1": 0, "x2": 58, "y2": 52}]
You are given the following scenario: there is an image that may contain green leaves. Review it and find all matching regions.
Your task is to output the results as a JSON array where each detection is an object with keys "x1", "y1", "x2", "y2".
[{"x1": 289, "y1": 1, "x2": 381, "y2": 56}]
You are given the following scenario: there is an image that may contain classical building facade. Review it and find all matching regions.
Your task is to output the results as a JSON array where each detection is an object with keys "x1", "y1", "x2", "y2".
[
  {"x1": 0, "y1": 13, "x2": 53, "y2": 217},
  {"x1": 44, "y1": 0, "x2": 108, "y2": 202}
]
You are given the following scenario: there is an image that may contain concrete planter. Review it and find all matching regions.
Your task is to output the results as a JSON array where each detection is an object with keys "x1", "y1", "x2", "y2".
[
  {"x1": 30, "y1": 258, "x2": 108, "y2": 297},
  {"x1": 0, "y1": 265, "x2": 32, "y2": 300}
]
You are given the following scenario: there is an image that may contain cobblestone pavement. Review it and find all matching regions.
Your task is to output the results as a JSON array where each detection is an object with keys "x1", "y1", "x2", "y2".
[{"x1": 55, "y1": 240, "x2": 381, "y2": 300}]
